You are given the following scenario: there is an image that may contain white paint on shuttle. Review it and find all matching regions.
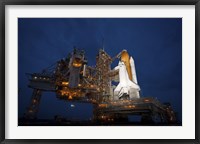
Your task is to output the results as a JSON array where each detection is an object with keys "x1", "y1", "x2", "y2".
[{"x1": 114, "y1": 57, "x2": 140, "y2": 99}]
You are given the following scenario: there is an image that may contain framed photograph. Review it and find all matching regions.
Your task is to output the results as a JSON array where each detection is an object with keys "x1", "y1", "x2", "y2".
[{"x1": 0, "y1": 0, "x2": 199, "y2": 143}]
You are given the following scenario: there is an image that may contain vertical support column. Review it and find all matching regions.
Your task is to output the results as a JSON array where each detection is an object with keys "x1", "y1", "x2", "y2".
[{"x1": 25, "y1": 89, "x2": 42, "y2": 119}]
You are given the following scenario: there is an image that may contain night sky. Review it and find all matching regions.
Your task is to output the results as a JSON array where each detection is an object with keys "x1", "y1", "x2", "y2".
[{"x1": 18, "y1": 18, "x2": 182, "y2": 122}]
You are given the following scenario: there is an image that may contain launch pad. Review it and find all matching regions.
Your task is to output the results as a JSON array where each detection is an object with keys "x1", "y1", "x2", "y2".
[{"x1": 21, "y1": 48, "x2": 177, "y2": 125}]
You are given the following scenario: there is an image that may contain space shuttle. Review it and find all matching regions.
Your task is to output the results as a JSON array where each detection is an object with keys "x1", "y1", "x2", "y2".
[{"x1": 114, "y1": 50, "x2": 140, "y2": 100}]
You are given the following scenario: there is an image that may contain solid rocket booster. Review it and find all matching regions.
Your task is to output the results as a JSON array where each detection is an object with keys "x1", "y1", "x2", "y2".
[{"x1": 130, "y1": 56, "x2": 138, "y2": 84}]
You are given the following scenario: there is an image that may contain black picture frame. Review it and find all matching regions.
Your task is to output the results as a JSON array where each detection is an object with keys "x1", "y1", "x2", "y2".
[{"x1": 0, "y1": 0, "x2": 199, "y2": 143}]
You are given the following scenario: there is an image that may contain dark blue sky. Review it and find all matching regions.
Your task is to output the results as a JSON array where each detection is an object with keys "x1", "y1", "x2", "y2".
[{"x1": 18, "y1": 18, "x2": 182, "y2": 122}]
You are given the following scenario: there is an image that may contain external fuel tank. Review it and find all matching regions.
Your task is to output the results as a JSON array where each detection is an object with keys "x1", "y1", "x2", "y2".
[{"x1": 121, "y1": 50, "x2": 133, "y2": 81}]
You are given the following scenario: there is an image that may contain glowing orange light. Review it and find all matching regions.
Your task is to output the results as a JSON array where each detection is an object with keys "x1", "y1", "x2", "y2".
[
  {"x1": 73, "y1": 62, "x2": 82, "y2": 67},
  {"x1": 68, "y1": 95, "x2": 73, "y2": 100},
  {"x1": 99, "y1": 104, "x2": 107, "y2": 108},
  {"x1": 62, "y1": 82, "x2": 69, "y2": 85}
]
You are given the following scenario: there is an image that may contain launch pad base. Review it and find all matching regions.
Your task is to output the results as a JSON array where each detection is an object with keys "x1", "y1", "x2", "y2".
[{"x1": 94, "y1": 97, "x2": 177, "y2": 124}]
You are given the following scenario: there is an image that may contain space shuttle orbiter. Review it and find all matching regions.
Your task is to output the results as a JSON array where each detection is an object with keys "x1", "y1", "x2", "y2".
[{"x1": 114, "y1": 50, "x2": 140, "y2": 100}]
